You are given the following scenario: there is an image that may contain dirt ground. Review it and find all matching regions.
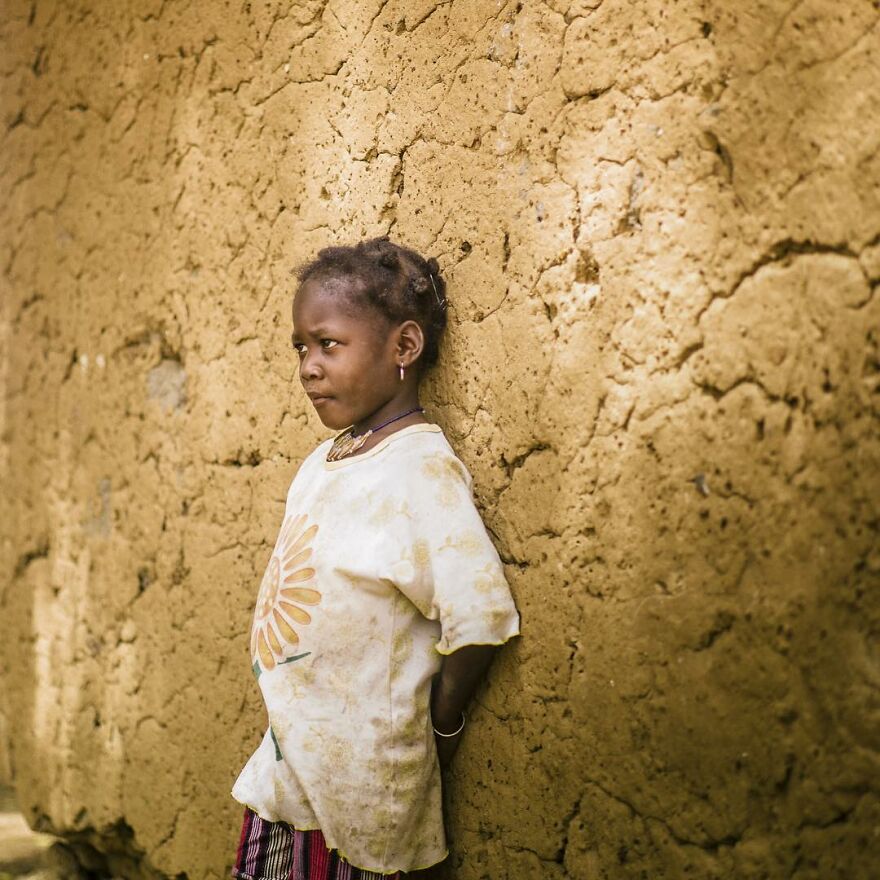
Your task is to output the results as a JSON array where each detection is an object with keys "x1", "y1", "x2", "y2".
[{"x1": 0, "y1": 785, "x2": 61, "y2": 880}]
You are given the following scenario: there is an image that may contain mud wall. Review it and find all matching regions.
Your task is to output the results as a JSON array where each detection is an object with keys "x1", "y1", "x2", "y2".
[{"x1": 1, "y1": 1, "x2": 879, "y2": 878}]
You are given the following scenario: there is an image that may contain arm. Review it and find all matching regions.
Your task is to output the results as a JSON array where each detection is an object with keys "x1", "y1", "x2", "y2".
[{"x1": 430, "y1": 643, "x2": 498, "y2": 768}]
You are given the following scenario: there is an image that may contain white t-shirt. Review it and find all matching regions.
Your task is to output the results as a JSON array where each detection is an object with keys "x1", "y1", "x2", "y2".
[{"x1": 230, "y1": 423, "x2": 521, "y2": 874}]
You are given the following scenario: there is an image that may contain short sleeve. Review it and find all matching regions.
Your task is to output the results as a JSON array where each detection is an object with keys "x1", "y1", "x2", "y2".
[{"x1": 388, "y1": 446, "x2": 521, "y2": 655}]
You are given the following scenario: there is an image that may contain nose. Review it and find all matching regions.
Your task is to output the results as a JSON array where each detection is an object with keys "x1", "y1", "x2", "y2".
[{"x1": 299, "y1": 350, "x2": 323, "y2": 382}]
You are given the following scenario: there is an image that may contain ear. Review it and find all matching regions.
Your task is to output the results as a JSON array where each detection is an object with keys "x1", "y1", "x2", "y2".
[{"x1": 395, "y1": 320, "x2": 425, "y2": 368}]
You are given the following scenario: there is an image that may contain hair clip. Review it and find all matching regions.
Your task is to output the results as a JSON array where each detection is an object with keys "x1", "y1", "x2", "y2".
[{"x1": 429, "y1": 274, "x2": 446, "y2": 307}]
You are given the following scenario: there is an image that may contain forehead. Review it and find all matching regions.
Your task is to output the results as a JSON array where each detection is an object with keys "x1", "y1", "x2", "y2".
[{"x1": 292, "y1": 276, "x2": 388, "y2": 336}]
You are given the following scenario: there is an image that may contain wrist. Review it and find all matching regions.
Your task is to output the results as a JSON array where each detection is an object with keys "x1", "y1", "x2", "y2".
[
  {"x1": 430, "y1": 698, "x2": 461, "y2": 731},
  {"x1": 430, "y1": 682, "x2": 457, "y2": 719},
  {"x1": 433, "y1": 711, "x2": 466, "y2": 737}
]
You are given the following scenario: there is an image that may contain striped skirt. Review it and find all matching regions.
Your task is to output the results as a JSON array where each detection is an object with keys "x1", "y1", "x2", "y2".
[{"x1": 232, "y1": 807, "x2": 403, "y2": 880}]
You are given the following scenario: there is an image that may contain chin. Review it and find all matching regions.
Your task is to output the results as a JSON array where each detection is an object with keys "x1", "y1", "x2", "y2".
[{"x1": 314, "y1": 405, "x2": 349, "y2": 431}]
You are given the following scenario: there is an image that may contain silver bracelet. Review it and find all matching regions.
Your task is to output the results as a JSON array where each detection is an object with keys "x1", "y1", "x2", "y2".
[{"x1": 433, "y1": 712, "x2": 466, "y2": 738}]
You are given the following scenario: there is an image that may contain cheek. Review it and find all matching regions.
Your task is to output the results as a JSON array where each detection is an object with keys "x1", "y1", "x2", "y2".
[{"x1": 348, "y1": 340, "x2": 384, "y2": 373}]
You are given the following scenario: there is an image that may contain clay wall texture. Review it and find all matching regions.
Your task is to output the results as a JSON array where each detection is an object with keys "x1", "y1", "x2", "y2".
[{"x1": 1, "y1": 1, "x2": 879, "y2": 878}]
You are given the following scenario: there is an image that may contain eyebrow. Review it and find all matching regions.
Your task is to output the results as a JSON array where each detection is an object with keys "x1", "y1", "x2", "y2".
[{"x1": 291, "y1": 326, "x2": 334, "y2": 343}]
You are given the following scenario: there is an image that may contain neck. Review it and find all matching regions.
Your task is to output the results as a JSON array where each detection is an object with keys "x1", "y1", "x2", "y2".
[{"x1": 353, "y1": 388, "x2": 424, "y2": 437}]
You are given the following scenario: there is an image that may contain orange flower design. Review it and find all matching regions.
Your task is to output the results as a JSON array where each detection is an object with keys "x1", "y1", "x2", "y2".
[{"x1": 251, "y1": 513, "x2": 321, "y2": 673}]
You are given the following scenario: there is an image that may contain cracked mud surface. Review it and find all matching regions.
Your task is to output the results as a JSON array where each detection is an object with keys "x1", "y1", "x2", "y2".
[{"x1": 1, "y1": 1, "x2": 879, "y2": 878}]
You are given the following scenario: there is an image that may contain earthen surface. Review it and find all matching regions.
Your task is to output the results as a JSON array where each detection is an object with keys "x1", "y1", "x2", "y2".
[{"x1": 1, "y1": 1, "x2": 879, "y2": 878}]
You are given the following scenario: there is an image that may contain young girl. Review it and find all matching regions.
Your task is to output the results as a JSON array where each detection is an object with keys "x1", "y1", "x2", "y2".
[{"x1": 229, "y1": 237, "x2": 521, "y2": 879}]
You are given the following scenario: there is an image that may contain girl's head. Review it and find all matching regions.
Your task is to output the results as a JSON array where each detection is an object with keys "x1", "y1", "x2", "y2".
[{"x1": 291, "y1": 237, "x2": 448, "y2": 431}]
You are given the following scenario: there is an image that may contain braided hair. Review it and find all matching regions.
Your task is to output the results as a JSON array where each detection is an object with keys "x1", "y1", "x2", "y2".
[{"x1": 294, "y1": 236, "x2": 448, "y2": 373}]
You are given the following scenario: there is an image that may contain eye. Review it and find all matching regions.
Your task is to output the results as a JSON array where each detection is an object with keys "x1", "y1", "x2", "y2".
[
  {"x1": 292, "y1": 342, "x2": 306, "y2": 355},
  {"x1": 320, "y1": 339, "x2": 338, "y2": 350}
]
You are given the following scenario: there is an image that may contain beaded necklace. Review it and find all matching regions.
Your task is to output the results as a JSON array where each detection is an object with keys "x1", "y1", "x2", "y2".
[{"x1": 326, "y1": 406, "x2": 425, "y2": 462}]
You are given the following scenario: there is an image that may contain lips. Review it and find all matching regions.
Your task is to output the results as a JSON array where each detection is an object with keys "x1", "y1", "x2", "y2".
[{"x1": 306, "y1": 391, "x2": 333, "y2": 406}]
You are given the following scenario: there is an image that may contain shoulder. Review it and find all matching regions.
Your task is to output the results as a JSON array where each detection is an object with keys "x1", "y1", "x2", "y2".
[
  {"x1": 301, "y1": 436, "x2": 334, "y2": 470},
  {"x1": 390, "y1": 430, "x2": 479, "y2": 515},
  {"x1": 394, "y1": 427, "x2": 472, "y2": 483},
  {"x1": 286, "y1": 436, "x2": 335, "y2": 491}
]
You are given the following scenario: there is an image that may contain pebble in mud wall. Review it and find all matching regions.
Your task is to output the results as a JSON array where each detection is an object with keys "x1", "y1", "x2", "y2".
[{"x1": 1, "y1": 1, "x2": 878, "y2": 878}]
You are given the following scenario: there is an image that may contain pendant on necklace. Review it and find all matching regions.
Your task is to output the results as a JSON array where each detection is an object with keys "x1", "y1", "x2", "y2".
[
  {"x1": 327, "y1": 427, "x2": 372, "y2": 462},
  {"x1": 325, "y1": 406, "x2": 424, "y2": 462}
]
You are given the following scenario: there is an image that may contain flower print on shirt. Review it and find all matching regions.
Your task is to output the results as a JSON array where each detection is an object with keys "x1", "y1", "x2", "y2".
[
  {"x1": 251, "y1": 513, "x2": 321, "y2": 676},
  {"x1": 438, "y1": 530, "x2": 485, "y2": 558},
  {"x1": 474, "y1": 560, "x2": 509, "y2": 594},
  {"x1": 421, "y1": 453, "x2": 468, "y2": 508}
]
